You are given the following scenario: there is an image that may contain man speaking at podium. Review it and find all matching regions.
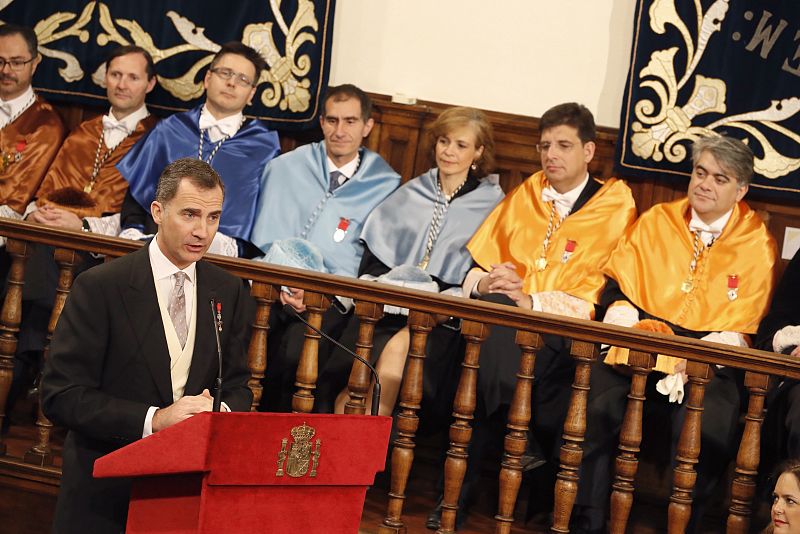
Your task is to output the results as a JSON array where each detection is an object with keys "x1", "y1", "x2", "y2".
[{"x1": 42, "y1": 158, "x2": 253, "y2": 533}]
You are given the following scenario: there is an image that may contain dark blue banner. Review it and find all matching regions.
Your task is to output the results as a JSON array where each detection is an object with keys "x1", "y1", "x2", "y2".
[
  {"x1": 617, "y1": 0, "x2": 800, "y2": 199},
  {"x1": 0, "y1": 0, "x2": 335, "y2": 130}
]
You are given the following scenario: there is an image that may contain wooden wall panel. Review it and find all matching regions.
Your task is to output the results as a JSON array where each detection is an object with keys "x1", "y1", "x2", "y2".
[{"x1": 49, "y1": 92, "x2": 800, "y2": 266}]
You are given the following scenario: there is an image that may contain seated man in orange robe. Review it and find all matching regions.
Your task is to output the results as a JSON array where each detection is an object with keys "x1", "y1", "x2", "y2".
[
  {"x1": 574, "y1": 135, "x2": 778, "y2": 534},
  {"x1": 7, "y1": 45, "x2": 157, "y2": 420},
  {"x1": 426, "y1": 103, "x2": 637, "y2": 529},
  {"x1": 0, "y1": 24, "x2": 65, "y2": 222},
  {"x1": 26, "y1": 44, "x2": 157, "y2": 232}
]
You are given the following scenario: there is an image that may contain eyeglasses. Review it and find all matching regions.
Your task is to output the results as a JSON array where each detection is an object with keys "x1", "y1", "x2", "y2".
[
  {"x1": 209, "y1": 67, "x2": 256, "y2": 88},
  {"x1": 536, "y1": 141, "x2": 577, "y2": 154},
  {"x1": 0, "y1": 57, "x2": 35, "y2": 71}
]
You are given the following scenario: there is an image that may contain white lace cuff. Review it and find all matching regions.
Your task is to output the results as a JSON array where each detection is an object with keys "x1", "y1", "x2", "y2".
[
  {"x1": 361, "y1": 273, "x2": 439, "y2": 316},
  {"x1": 463, "y1": 268, "x2": 488, "y2": 298},
  {"x1": 603, "y1": 303, "x2": 640, "y2": 327},
  {"x1": 85, "y1": 213, "x2": 121, "y2": 236},
  {"x1": 207, "y1": 232, "x2": 239, "y2": 257},
  {"x1": 530, "y1": 293, "x2": 543, "y2": 312},
  {"x1": 21, "y1": 201, "x2": 38, "y2": 219},
  {"x1": 119, "y1": 227, "x2": 151, "y2": 241},
  {"x1": 0, "y1": 204, "x2": 23, "y2": 220},
  {"x1": 536, "y1": 291, "x2": 593, "y2": 319}
]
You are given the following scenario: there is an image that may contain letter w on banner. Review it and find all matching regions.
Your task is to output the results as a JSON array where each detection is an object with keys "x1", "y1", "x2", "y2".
[
  {"x1": 616, "y1": 0, "x2": 800, "y2": 199},
  {"x1": 0, "y1": 0, "x2": 336, "y2": 131}
]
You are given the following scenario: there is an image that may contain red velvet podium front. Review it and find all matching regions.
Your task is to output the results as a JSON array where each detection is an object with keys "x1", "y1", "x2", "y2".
[{"x1": 93, "y1": 412, "x2": 392, "y2": 533}]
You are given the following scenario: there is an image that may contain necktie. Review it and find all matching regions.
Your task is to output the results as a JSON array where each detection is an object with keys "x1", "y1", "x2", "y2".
[
  {"x1": 168, "y1": 272, "x2": 188, "y2": 348},
  {"x1": 329, "y1": 170, "x2": 346, "y2": 192}
]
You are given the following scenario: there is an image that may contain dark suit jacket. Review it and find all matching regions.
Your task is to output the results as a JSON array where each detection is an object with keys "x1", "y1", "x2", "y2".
[{"x1": 42, "y1": 245, "x2": 254, "y2": 533}]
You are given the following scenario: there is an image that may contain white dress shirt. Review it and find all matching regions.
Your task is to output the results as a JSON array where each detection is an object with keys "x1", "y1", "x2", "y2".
[
  {"x1": 326, "y1": 153, "x2": 360, "y2": 187},
  {"x1": 103, "y1": 104, "x2": 149, "y2": 149},
  {"x1": 199, "y1": 104, "x2": 243, "y2": 143},
  {"x1": 142, "y1": 237, "x2": 197, "y2": 437},
  {"x1": 688, "y1": 207, "x2": 733, "y2": 246},
  {"x1": 0, "y1": 86, "x2": 35, "y2": 129}
]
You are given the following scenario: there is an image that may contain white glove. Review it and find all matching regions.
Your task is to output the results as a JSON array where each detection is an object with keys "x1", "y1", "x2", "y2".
[
  {"x1": 656, "y1": 371, "x2": 688, "y2": 403},
  {"x1": 773, "y1": 325, "x2": 800, "y2": 354},
  {"x1": 701, "y1": 331, "x2": 747, "y2": 347},
  {"x1": 701, "y1": 331, "x2": 747, "y2": 369}
]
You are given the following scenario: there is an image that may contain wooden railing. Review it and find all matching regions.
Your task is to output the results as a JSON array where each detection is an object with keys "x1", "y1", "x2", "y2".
[{"x1": 0, "y1": 218, "x2": 796, "y2": 533}]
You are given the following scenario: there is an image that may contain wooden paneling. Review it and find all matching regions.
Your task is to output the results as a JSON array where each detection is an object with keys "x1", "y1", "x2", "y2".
[{"x1": 50, "y1": 92, "x2": 800, "y2": 262}]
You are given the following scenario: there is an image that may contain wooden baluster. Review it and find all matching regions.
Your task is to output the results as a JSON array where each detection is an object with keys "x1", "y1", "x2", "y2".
[
  {"x1": 247, "y1": 283, "x2": 279, "y2": 411},
  {"x1": 609, "y1": 350, "x2": 655, "y2": 534},
  {"x1": 726, "y1": 372, "x2": 769, "y2": 534},
  {"x1": 379, "y1": 310, "x2": 434, "y2": 534},
  {"x1": 24, "y1": 248, "x2": 80, "y2": 466},
  {"x1": 668, "y1": 361, "x2": 712, "y2": 534},
  {"x1": 437, "y1": 320, "x2": 489, "y2": 534},
  {"x1": 551, "y1": 340, "x2": 598, "y2": 533},
  {"x1": 0, "y1": 239, "x2": 30, "y2": 455},
  {"x1": 495, "y1": 330, "x2": 542, "y2": 534},
  {"x1": 344, "y1": 301, "x2": 383, "y2": 415},
  {"x1": 291, "y1": 291, "x2": 330, "y2": 414}
]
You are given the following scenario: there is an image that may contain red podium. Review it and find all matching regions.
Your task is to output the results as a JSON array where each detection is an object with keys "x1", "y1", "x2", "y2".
[{"x1": 93, "y1": 412, "x2": 392, "y2": 533}]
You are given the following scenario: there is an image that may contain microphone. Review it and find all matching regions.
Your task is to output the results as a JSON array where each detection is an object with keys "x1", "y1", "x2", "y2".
[
  {"x1": 282, "y1": 304, "x2": 382, "y2": 416},
  {"x1": 210, "y1": 298, "x2": 223, "y2": 413}
]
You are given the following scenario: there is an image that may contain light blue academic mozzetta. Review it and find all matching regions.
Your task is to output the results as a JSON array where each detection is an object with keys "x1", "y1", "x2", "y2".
[{"x1": 250, "y1": 142, "x2": 401, "y2": 277}]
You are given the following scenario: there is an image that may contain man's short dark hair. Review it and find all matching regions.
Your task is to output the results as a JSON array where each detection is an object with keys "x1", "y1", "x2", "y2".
[
  {"x1": 155, "y1": 158, "x2": 225, "y2": 204},
  {"x1": 0, "y1": 24, "x2": 38, "y2": 58},
  {"x1": 210, "y1": 42, "x2": 266, "y2": 85},
  {"x1": 105, "y1": 45, "x2": 156, "y2": 81},
  {"x1": 539, "y1": 102, "x2": 596, "y2": 144},
  {"x1": 322, "y1": 84, "x2": 372, "y2": 122}
]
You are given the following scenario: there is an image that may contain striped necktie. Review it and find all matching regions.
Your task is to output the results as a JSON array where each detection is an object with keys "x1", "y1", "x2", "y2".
[{"x1": 168, "y1": 272, "x2": 188, "y2": 348}]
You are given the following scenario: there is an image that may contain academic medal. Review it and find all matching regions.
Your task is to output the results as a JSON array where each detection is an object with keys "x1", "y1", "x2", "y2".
[
  {"x1": 0, "y1": 139, "x2": 25, "y2": 171},
  {"x1": 727, "y1": 274, "x2": 739, "y2": 302},
  {"x1": 561, "y1": 239, "x2": 577, "y2": 263},
  {"x1": 535, "y1": 257, "x2": 548, "y2": 272},
  {"x1": 333, "y1": 217, "x2": 350, "y2": 243}
]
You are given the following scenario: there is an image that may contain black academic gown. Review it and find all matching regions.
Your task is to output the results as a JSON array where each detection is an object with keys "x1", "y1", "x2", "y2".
[{"x1": 41, "y1": 245, "x2": 253, "y2": 534}]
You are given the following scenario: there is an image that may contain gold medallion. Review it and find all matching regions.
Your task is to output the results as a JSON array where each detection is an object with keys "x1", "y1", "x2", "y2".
[
  {"x1": 681, "y1": 279, "x2": 693, "y2": 293},
  {"x1": 535, "y1": 257, "x2": 548, "y2": 271},
  {"x1": 83, "y1": 184, "x2": 93, "y2": 194},
  {"x1": 418, "y1": 257, "x2": 429, "y2": 270}
]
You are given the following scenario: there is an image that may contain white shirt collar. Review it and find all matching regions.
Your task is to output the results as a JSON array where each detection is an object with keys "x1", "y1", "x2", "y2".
[
  {"x1": 0, "y1": 85, "x2": 35, "y2": 127},
  {"x1": 148, "y1": 236, "x2": 197, "y2": 285},
  {"x1": 326, "y1": 152, "x2": 360, "y2": 180},
  {"x1": 542, "y1": 172, "x2": 589, "y2": 217},
  {"x1": 689, "y1": 207, "x2": 733, "y2": 245},
  {"x1": 199, "y1": 104, "x2": 244, "y2": 143},
  {"x1": 103, "y1": 104, "x2": 149, "y2": 149}
]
